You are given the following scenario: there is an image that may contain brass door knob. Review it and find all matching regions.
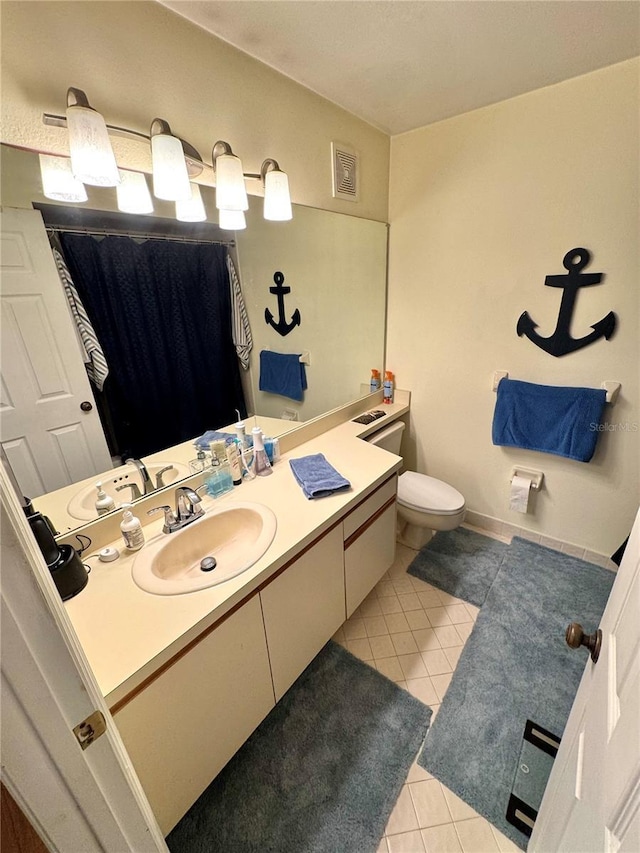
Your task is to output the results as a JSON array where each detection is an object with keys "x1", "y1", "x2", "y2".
[{"x1": 565, "y1": 622, "x2": 602, "y2": 663}]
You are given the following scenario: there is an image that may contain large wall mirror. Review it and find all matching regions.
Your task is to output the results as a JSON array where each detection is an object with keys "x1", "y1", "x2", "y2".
[{"x1": 1, "y1": 144, "x2": 388, "y2": 535}]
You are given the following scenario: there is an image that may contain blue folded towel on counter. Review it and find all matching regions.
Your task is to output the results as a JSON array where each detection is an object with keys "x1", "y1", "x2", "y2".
[
  {"x1": 194, "y1": 430, "x2": 235, "y2": 449},
  {"x1": 289, "y1": 453, "x2": 351, "y2": 499},
  {"x1": 259, "y1": 350, "x2": 307, "y2": 402},
  {"x1": 492, "y1": 378, "x2": 607, "y2": 462}
]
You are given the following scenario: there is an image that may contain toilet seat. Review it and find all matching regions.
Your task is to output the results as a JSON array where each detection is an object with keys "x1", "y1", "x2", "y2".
[{"x1": 398, "y1": 471, "x2": 465, "y2": 516}]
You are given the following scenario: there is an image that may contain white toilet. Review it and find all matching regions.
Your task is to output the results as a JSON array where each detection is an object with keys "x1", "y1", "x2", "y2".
[{"x1": 366, "y1": 420, "x2": 466, "y2": 549}]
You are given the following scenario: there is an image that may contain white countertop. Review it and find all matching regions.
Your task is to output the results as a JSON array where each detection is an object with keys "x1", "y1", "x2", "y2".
[{"x1": 64, "y1": 401, "x2": 408, "y2": 707}]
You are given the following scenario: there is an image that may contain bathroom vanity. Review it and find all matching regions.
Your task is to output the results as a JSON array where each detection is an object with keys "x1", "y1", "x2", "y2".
[{"x1": 63, "y1": 396, "x2": 409, "y2": 833}]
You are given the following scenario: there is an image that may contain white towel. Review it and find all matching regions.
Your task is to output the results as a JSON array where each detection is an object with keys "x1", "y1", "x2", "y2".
[
  {"x1": 227, "y1": 254, "x2": 253, "y2": 371},
  {"x1": 53, "y1": 247, "x2": 109, "y2": 391}
]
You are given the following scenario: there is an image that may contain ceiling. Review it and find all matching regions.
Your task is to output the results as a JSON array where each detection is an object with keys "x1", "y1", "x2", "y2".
[{"x1": 158, "y1": 1, "x2": 639, "y2": 135}]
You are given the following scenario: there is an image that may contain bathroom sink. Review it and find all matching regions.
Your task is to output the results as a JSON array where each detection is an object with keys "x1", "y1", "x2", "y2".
[
  {"x1": 67, "y1": 461, "x2": 190, "y2": 521},
  {"x1": 131, "y1": 501, "x2": 277, "y2": 595}
]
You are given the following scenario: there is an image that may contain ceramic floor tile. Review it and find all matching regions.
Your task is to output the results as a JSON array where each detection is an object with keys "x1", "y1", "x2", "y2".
[
  {"x1": 412, "y1": 628, "x2": 442, "y2": 652},
  {"x1": 443, "y1": 645, "x2": 463, "y2": 669},
  {"x1": 406, "y1": 610, "x2": 432, "y2": 631},
  {"x1": 377, "y1": 580, "x2": 398, "y2": 598},
  {"x1": 385, "y1": 612, "x2": 412, "y2": 634},
  {"x1": 399, "y1": 592, "x2": 423, "y2": 612},
  {"x1": 406, "y1": 761, "x2": 433, "y2": 784},
  {"x1": 375, "y1": 656, "x2": 405, "y2": 682},
  {"x1": 454, "y1": 623, "x2": 474, "y2": 643},
  {"x1": 346, "y1": 637, "x2": 373, "y2": 660},
  {"x1": 398, "y1": 653, "x2": 429, "y2": 679},
  {"x1": 360, "y1": 598, "x2": 384, "y2": 617},
  {"x1": 377, "y1": 837, "x2": 389, "y2": 853},
  {"x1": 405, "y1": 676, "x2": 439, "y2": 705},
  {"x1": 365, "y1": 615, "x2": 391, "y2": 637},
  {"x1": 332, "y1": 626, "x2": 345, "y2": 644},
  {"x1": 417, "y1": 589, "x2": 444, "y2": 609},
  {"x1": 454, "y1": 817, "x2": 501, "y2": 852},
  {"x1": 392, "y1": 632, "x2": 420, "y2": 655},
  {"x1": 490, "y1": 826, "x2": 521, "y2": 852},
  {"x1": 441, "y1": 785, "x2": 478, "y2": 822},
  {"x1": 435, "y1": 590, "x2": 464, "y2": 606},
  {"x1": 425, "y1": 607, "x2": 453, "y2": 628},
  {"x1": 421, "y1": 823, "x2": 463, "y2": 853},
  {"x1": 380, "y1": 595, "x2": 405, "y2": 615},
  {"x1": 409, "y1": 779, "x2": 452, "y2": 829},
  {"x1": 386, "y1": 829, "x2": 426, "y2": 852},
  {"x1": 431, "y1": 672, "x2": 453, "y2": 702},
  {"x1": 343, "y1": 617, "x2": 367, "y2": 640},
  {"x1": 386, "y1": 785, "x2": 420, "y2": 835},
  {"x1": 444, "y1": 604, "x2": 472, "y2": 625},
  {"x1": 369, "y1": 634, "x2": 396, "y2": 659},
  {"x1": 464, "y1": 603, "x2": 480, "y2": 622},
  {"x1": 433, "y1": 626, "x2": 463, "y2": 648},
  {"x1": 393, "y1": 578, "x2": 417, "y2": 596},
  {"x1": 421, "y1": 649, "x2": 453, "y2": 676}
]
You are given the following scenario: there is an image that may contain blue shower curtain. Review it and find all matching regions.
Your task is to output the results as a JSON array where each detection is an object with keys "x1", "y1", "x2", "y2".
[{"x1": 60, "y1": 234, "x2": 247, "y2": 459}]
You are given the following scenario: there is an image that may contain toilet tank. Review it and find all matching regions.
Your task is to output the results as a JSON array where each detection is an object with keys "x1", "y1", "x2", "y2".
[{"x1": 365, "y1": 420, "x2": 405, "y2": 454}]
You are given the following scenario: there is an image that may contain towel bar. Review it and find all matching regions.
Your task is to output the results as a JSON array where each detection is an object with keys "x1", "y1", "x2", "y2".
[
  {"x1": 264, "y1": 347, "x2": 310, "y2": 365},
  {"x1": 491, "y1": 372, "x2": 621, "y2": 404}
]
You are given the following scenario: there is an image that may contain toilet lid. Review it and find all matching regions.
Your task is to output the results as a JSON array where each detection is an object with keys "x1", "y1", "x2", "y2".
[{"x1": 398, "y1": 471, "x2": 465, "y2": 515}]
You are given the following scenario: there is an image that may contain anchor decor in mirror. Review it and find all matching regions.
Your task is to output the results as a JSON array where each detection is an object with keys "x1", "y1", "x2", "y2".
[
  {"x1": 517, "y1": 248, "x2": 617, "y2": 357},
  {"x1": 265, "y1": 271, "x2": 301, "y2": 336}
]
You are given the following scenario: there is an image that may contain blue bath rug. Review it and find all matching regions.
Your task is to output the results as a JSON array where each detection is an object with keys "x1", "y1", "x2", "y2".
[
  {"x1": 167, "y1": 640, "x2": 432, "y2": 853},
  {"x1": 418, "y1": 537, "x2": 614, "y2": 849},
  {"x1": 407, "y1": 526, "x2": 509, "y2": 607}
]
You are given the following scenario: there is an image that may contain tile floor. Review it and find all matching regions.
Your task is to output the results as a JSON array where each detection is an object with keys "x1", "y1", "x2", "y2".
[{"x1": 332, "y1": 533, "x2": 521, "y2": 853}]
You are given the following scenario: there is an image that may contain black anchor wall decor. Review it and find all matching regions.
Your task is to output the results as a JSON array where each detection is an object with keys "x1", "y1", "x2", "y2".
[
  {"x1": 265, "y1": 270, "x2": 301, "y2": 337},
  {"x1": 517, "y1": 248, "x2": 617, "y2": 357}
]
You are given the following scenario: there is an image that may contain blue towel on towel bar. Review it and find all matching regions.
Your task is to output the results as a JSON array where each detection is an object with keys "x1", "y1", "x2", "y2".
[
  {"x1": 259, "y1": 350, "x2": 307, "y2": 402},
  {"x1": 289, "y1": 453, "x2": 351, "y2": 499},
  {"x1": 492, "y1": 378, "x2": 607, "y2": 462},
  {"x1": 194, "y1": 430, "x2": 235, "y2": 449}
]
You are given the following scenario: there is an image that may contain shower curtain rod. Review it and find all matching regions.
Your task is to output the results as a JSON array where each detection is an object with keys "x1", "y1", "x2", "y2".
[{"x1": 45, "y1": 225, "x2": 235, "y2": 247}]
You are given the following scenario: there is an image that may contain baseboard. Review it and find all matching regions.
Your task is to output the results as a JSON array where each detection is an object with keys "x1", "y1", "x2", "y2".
[{"x1": 463, "y1": 510, "x2": 617, "y2": 573}]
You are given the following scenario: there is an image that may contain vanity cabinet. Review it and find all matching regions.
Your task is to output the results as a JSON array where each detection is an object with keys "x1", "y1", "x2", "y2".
[
  {"x1": 343, "y1": 477, "x2": 398, "y2": 617},
  {"x1": 112, "y1": 595, "x2": 275, "y2": 835},
  {"x1": 260, "y1": 525, "x2": 345, "y2": 701}
]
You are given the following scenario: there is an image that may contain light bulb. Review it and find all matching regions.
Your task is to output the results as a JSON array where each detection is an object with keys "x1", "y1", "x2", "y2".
[
  {"x1": 39, "y1": 154, "x2": 88, "y2": 203},
  {"x1": 66, "y1": 99, "x2": 120, "y2": 187},
  {"x1": 151, "y1": 131, "x2": 191, "y2": 202},
  {"x1": 176, "y1": 183, "x2": 207, "y2": 222},
  {"x1": 219, "y1": 209, "x2": 246, "y2": 231},
  {"x1": 264, "y1": 169, "x2": 292, "y2": 221},
  {"x1": 116, "y1": 170, "x2": 154, "y2": 214},
  {"x1": 215, "y1": 153, "x2": 248, "y2": 211}
]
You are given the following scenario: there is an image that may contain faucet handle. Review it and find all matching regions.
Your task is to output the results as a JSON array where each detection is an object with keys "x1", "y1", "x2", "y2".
[
  {"x1": 147, "y1": 504, "x2": 177, "y2": 533},
  {"x1": 116, "y1": 482, "x2": 142, "y2": 500},
  {"x1": 155, "y1": 465, "x2": 175, "y2": 489}
]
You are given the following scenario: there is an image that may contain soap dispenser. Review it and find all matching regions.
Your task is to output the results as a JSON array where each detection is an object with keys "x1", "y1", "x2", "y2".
[
  {"x1": 120, "y1": 504, "x2": 145, "y2": 551},
  {"x1": 95, "y1": 481, "x2": 116, "y2": 515}
]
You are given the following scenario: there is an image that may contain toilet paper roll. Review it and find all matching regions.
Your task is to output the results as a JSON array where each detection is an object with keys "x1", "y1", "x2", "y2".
[{"x1": 510, "y1": 475, "x2": 532, "y2": 513}]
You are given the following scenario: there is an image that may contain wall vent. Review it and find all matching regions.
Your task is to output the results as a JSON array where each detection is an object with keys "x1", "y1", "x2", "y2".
[{"x1": 331, "y1": 142, "x2": 359, "y2": 202}]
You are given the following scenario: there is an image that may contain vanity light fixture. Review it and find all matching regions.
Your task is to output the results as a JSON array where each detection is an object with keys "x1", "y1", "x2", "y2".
[
  {"x1": 219, "y1": 209, "x2": 247, "y2": 231},
  {"x1": 176, "y1": 183, "x2": 207, "y2": 222},
  {"x1": 150, "y1": 118, "x2": 192, "y2": 202},
  {"x1": 116, "y1": 170, "x2": 154, "y2": 215},
  {"x1": 66, "y1": 88, "x2": 120, "y2": 187},
  {"x1": 261, "y1": 159, "x2": 293, "y2": 221},
  {"x1": 212, "y1": 141, "x2": 249, "y2": 212},
  {"x1": 39, "y1": 154, "x2": 88, "y2": 203}
]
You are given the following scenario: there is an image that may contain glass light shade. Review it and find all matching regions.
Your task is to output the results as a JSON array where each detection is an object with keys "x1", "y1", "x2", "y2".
[
  {"x1": 264, "y1": 169, "x2": 293, "y2": 221},
  {"x1": 66, "y1": 104, "x2": 120, "y2": 187},
  {"x1": 151, "y1": 133, "x2": 192, "y2": 201},
  {"x1": 39, "y1": 154, "x2": 88, "y2": 203},
  {"x1": 116, "y1": 170, "x2": 154, "y2": 214},
  {"x1": 176, "y1": 183, "x2": 207, "y2": 222},
  {"x1": 219, "y1": 209, "x2": 246, "y2": 231},
  {"x1": 215, "y1": 154, "x2": 248, "y2": 211}
]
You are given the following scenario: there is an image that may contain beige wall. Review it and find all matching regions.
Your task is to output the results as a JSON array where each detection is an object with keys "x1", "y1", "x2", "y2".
[
  {"x1": 0, "y1": 1, "x2": 389, "y2": 221},
  {"x1": 387, "y1": 59, "x2": 639, "y2": 555}
]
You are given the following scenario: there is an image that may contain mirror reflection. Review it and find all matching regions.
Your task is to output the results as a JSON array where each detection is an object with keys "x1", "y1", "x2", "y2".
[{"x1": 1, "y1": 145, "x2": 388, "y2": 534}]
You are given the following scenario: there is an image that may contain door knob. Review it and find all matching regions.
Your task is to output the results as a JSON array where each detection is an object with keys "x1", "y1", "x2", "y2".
[
  {"x1": 565, "y1": 622, "x2": 602, "y2": 663},
  {"x1": 80, "y1": 401, "x2": 93, "y2": 412}
]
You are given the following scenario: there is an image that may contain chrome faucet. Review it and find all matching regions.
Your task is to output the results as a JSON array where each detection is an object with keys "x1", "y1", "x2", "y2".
[
  {"x1": 147, "y1": 486, "x2": 204, "y2": 533},
  {"x1": 125, "y1": 457, "x2": 154, "y2": 495}
]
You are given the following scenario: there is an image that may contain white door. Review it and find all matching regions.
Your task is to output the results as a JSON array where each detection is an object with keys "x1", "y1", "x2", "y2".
[
  {"x1": 530, "y1": 507, "x2": 640, "y2": 852},
  {"x1": 1, "y1": 466, "x2": 167, "y2": 852},
  {"x1": 0, "y1": 207, "x2": 111, "y2": 498}
]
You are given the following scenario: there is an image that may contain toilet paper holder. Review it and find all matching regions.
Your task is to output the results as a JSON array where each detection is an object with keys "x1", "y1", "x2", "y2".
[{"x1": 511, "y1": 467, "x2": 544, "y2": 491}]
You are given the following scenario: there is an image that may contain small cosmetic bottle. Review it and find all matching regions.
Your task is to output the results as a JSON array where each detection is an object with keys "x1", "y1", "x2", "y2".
[{"x1": 251, "y1": 427, "x2": 272, "y2": 477}]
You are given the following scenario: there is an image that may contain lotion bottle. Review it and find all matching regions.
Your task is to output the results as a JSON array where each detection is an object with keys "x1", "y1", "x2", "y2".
[
  {"x1": 120, "y1": 504, "x2": 145, "y2": 551},
  {"x1": 95, "y1": 481, "x2": 116, "y2": 515}
]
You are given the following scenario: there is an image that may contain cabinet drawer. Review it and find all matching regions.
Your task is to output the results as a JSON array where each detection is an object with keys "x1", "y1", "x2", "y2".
[
  {"x1": 342, "y1": 476, "x2": 397, "y2": 541},
  {"x1": 113, "y1": 595, "x2": 274, "y2": 835},
  {"x1": 260, "y1": 525, "x2": 345, "y2": 701},
  {"x1": 345, "y1": 502, "x2": 397, "y2": 618}
]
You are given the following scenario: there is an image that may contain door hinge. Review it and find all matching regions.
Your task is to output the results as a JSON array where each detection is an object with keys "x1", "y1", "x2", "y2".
[{"x1": 73, "y1": 710, "x2": 107, "y2": 750}]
